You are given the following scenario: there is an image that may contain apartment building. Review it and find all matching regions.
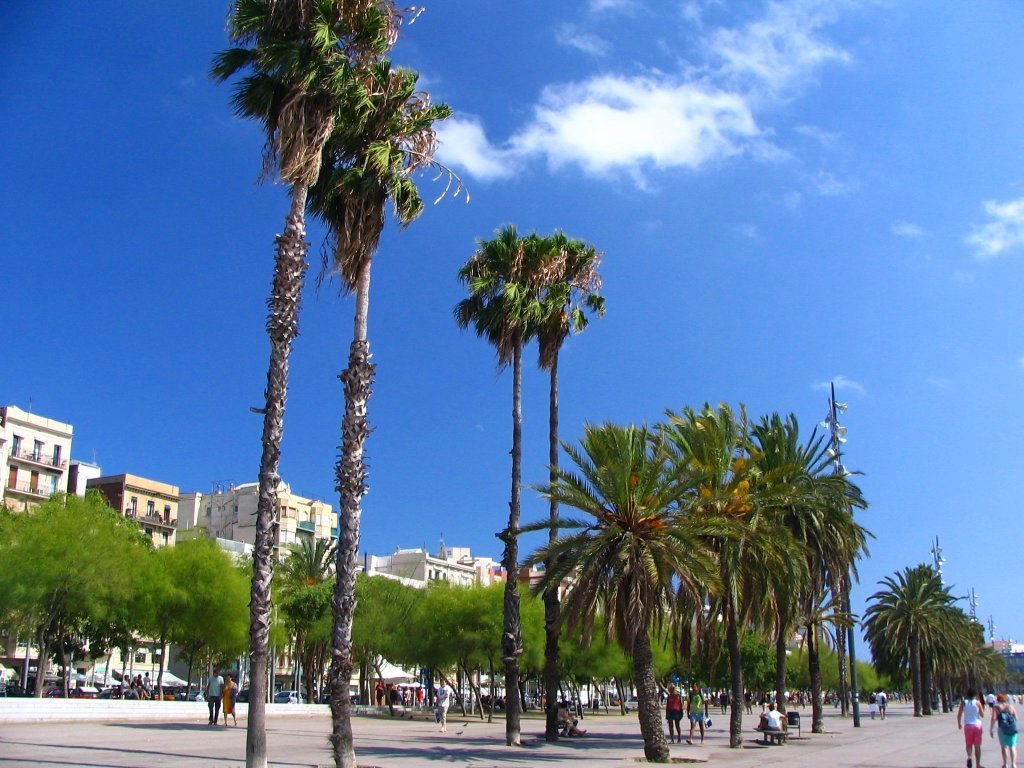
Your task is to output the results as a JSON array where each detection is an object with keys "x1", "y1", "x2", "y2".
[
  {"x1": 0, "y1": 405, "x2": 73, "y2": 510},
  {"x1": 87, "y1": 473, "x2": 180, "y2": 548},
  {"x1": 178, "y1": 480, "x2": 336, "y2": 557}
]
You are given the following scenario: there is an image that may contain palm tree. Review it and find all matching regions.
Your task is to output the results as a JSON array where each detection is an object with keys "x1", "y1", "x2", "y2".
[
  {"x1": 663, "y1": 404, "x2": 806, "y2": 748},
  {"x1": 864, "y1": 564, "x2": 953, "y2": 717},
  {"x1": 454, "y1": 226, "x2": 547, "y2": 746},
  {"x1": 533, "y1": 233, "x2": 605, "y2": 742},
  {"x1": 211, "y1": 4, "x2": 367, "y2": 764},
  {"x1": 278, "y1": 537, "x2": 335, "y2": 590},
  {"x1": 277, "y1": 538, "x2": 334, "y2": 703},
  {"x1": 799, "y1": 591, "x2": 852, "y2": 731},
  {"x1": 524, "y1": 422, "x2": 719, "y2": 763},
  {"x1": 306, "y1": 44, "x2": 452, "y2": 768},
  {"x1": 748, "y1": 413, "x2": 868, "y2": 729}
]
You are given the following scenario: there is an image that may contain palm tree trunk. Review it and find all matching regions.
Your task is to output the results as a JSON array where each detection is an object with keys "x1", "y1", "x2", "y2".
[
  {"x1": 246, "y1": 183, "x2": 309, "y2": 768},
  {"x1": 726, "y1": 600, "x2": 744, "y2": 748},
  {"x1": 543, "y1": 357, "x2": 561, "y2": 743},
  {"x1": 835, "y1": 584, "x2": 848, "y2": 718},
  {"x1": 910, "y1": 632, "x2": 923, "y2": 717},
  {"x1": 921, "y1": 655, "x2": 933, "y2": 715},
  {"x1": 808, "y1": 625, "x2": 824, "y2": 733},
  {"x1": 775, "y1": 622, "x2": 788, "y2": 714},
  {"x1": 633, "y1": 629, "x2": 670, "y2": 762},
  {"x1": 330, "y1": 256, "x2": 376, "y2": 768},
  {"x1": 500, "y1": 341, "x2": 524, "y2": 746}
]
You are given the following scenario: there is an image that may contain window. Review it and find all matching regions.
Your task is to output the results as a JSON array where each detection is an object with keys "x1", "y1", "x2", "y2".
[
  {"x1": 129, "y1": 497, "x2": 138, "y2": 517},
  {"x1": 52, "y1": 445, "x2": 61, "y2": 466},
  {"x1": 49, "y1": 475, "x2": 57, "y2": 493},
  {"x1": 163, "y1": 504, "x2": 171, "y2": 521},
  {"x1": 135, "y1": 651, "x2": 147, "y2": 664},
  {"x1": 162, "y1": 532, "x2": 169, "y2": 546},
  {"x1": 11, "y1": 435, "x2": 21, "y2": 456},
  {"x1": 146, "y1": 500, "x2": 155, "y2": 516},
  {"x1": 33, "y1": 440, "x2": 43, "y2": 461},
  {"x1": 7, "y1": 467, "x2": 16, "y2": 489}
]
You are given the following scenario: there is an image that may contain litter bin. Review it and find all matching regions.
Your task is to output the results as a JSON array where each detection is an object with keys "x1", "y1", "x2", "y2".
[{"x1": 786, "y1": 710, "x2": 801, "y2": 736}]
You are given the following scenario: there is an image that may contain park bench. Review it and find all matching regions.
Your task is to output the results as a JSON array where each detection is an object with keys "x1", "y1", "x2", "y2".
[{"x1": 755, "y1": 725, "x2": 788, "y2": 745}]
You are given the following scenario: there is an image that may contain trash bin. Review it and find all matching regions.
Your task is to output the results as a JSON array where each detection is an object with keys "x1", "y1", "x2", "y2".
[{"x1": 786, "y1": 710, "x2": 801, "y2": 735}]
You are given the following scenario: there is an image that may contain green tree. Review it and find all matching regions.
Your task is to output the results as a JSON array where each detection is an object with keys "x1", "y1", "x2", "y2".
[
  {"x1": 748, "y1": 413, "x2": 868, "y2": 725},
  {"x1": 0, "y1": 492, "x2": 148, "y2": 696},
  {"x1": 277, "y1": 538, "x2": 335, "y2": 699},
  {"x1": 526, "y1": 422, "x2": 718, "y2": 763},
  {"x1": 455, "y1": 226, "x2": 549, "y2": 746},
  {"x1": 663, "y1": 404, "x2": 806, "y2": 748},
  {"x1": 533, "y1": 232, "x2": 605, "y2": 741},
  {"x1": 864, "y1": 564, "x2": 953, "y2": 717},
  {"x1": 351, "y1": 574, "x2": 418, "y2": 708}
]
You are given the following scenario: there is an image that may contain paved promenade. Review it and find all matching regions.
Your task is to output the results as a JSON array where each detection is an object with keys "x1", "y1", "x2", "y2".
[{"x1": 0, "y1": 701, "x2": 980, "y2": 768}]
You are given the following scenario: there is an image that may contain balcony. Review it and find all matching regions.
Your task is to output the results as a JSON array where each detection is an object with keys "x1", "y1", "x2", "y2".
[
  {"x1": 5, "y1": 481, "x2": 51, "y2": 499},
  {"x1": 8, "y1": 449, "x2": 67, "y2": 471},
  {"x1": 125, "y1": 510, "x2": 177, "y2": 529},
  {"x1": 297, "y1": 520, "x2": 316, "y2": 533}
]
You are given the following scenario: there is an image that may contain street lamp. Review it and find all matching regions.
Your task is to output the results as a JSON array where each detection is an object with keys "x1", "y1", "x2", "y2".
[
  {"x1": 824, "y1": 382, "x2": 861, "y2": 727},
  {"x1": 931, "y1": 537, "x2": 945, "y2": 585}
]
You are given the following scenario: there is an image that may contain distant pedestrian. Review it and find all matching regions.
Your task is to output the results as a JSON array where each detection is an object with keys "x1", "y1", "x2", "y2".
[
  {"x1": 665, "y1": 685, "x2": 683, "y2": 744},
  {"x1": 221, "y1": 674, "x2": 237, "y2": 726},
  {"x1": 435, "y1": 681, "x2": 454, "y2": 733},
  {"x1": 719, "y1": 691, "x2": 728, "y2": 714},
  {"x1": 991, "y1": 693, "x2": 1018, "y2": 768},
  {"x1": 869, "y1": 692, "x2": 878, "y2": 720},
  {"x1": 876, "y1": 690, "x2": 887, "y2": 720},
  {"x1": 957, "y1": 687, "x2": 986, "y2": 768},
  {"x1": 206, "y1": 671, "x2": 224, "y2": 725},
  {"x1": 687, "y1": 684, "x2": 706, "y2": 745}
]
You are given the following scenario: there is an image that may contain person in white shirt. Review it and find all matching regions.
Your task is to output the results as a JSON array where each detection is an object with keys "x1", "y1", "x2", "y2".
[
  {"x1": 759, "y1": 702, "x2": 785, "y2": 731},
  {"x1": 957, "y1": 688, "x2": 986, "y2": 768},
  {"x1": 435, "y1": 682, "x2": 454, "y2": 733},
  {"x1": 206, "y1": 672, "x2": 224, "y2": 725}
]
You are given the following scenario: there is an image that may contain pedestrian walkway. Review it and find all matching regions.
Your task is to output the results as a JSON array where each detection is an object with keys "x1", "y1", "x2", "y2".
[{"x1": 0, "y1": 702, "x2": 978, "y2": 767}]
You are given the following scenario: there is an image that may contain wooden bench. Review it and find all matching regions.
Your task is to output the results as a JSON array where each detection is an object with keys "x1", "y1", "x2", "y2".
[{"x1": 756, "y1": 726, "x2": 788, "y2": 745}]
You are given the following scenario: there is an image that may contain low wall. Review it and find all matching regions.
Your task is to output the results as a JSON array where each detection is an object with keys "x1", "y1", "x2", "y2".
[{"x1": 0, "y1": 699, "x2": 425, "y2": 724}]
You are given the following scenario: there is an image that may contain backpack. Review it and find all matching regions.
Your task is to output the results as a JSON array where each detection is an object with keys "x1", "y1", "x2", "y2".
[{"x1": 998, "y1": 708, "x2": 1018, "y2": 735}]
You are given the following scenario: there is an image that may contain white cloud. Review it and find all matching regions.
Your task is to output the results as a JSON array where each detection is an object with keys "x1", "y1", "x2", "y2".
[
  {"x1": 555, "y1": 24, "x2": 610, "y2": 56},
  {"x1": 445, "y1": 2, "x2": 853, "y2": 186},
  {"x1": 589, "y1": 0, "x2": 638, "y2": 12},
  {"x1": 436, "y1": 117, "x2": 516, "y2": 181},
  {"x1": 707, "y1": 1, "x2": 851, "y2": 96},
  {"x1": 813, "y1": 375, "x2": 866, "y2": 396},
  {"x1": 510, "y1": 75, "x2": 760, "y2": 176},
  {"x1": 795, "y1": 124, "x2": 840, "y2": 147},
  {"x1": 965, "y1": 197, "x2": 1024, "y2": 260},
  {"x1": 735, "y1": 223, "x2": 760, "y2": 239},
  {"x1": 892, "y1": 221, "x2": 924, "y2": 238},
  {"x1": 812, "y1": 170, "x2": 854, "y2": 197}
]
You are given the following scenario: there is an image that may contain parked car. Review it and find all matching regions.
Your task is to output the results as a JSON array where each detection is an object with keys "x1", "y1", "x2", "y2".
[
  {"x1": 70, "y1": 686, "x2": 101, "y2": 699},
  {"x1": 274, "y1": 690, "x2": 305, "y2": 704}
]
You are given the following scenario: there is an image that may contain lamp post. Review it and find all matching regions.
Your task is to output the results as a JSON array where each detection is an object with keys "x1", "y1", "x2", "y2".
[
  {"x1": 931, "y1": 537, "x2": 945, "y2": 585},
  {"x1": 825, "y1": 382, "x2": 861, "y2": 727}
]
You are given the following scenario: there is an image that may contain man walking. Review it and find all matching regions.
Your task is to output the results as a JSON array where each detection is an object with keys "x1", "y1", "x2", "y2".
[{"x1": 206, "y1": 670, "x2": 224, "y2": 725}]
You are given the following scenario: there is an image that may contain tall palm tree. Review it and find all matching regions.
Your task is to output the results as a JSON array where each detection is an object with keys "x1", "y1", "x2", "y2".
[
  {"x1": 524, "y1": 422, "x2": 719, "y2": 763},
  {"x1": 663, "y1": 404, "x2": 806, "y2": 748},
  {"x1": 455, "y1": 226, "x2": 547, "y2": 746},
  {"x1": 864, "y1": 564, "x2": 953, "y2": 717},
  {"x1": 307, "y1": 45, "x2": 452, "y2": 768},
  {"x1": 749, "y1": 413, "x2": 868, "y2": 729},
  {"x1": 533, "y1": 233, "x2": 605, "y2": 742},
  {"x1": 278, "y1": 537, "x2": 335, "y2": 590},
  {"x1": 211, "y1": 4, "x2": 373, "y2": 764}
]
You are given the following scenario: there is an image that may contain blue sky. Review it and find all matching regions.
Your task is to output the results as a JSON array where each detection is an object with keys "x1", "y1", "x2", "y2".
[{"x1": 3, "y1": 1, "x2": 1024, "y2": 646}]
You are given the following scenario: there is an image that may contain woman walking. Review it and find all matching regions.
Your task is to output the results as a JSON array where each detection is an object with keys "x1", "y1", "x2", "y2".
[
  {"x1": 687, "y1": 683, "x2": 706, "y2": 745},
  {"x1": 665, "y1": 685, "x2": 683, "y2": 744},
  {"x1": 990, "y1": 693, "x2": 1018, "y2": 768},
  {"x1": 957, "y1": 687, "x2": 986, "y2": 768},
  {"x1": 221, "y1": 674, "x2": 237, "y2": 726}
]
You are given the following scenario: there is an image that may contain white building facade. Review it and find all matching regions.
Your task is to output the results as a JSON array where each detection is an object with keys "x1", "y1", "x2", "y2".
[{"x1": 0, "y1": 405, "x2": 73, "y2": 510}]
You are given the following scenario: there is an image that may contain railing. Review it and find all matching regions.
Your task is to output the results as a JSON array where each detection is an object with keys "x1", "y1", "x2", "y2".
[
  {"x1": 5, "y1": 482, "x2": 51, "y2": 498},
  {"x1": 297, "y1": 521, "x2": 316, "y2": 533},
  {"x1": 9, "y1": 450, "x2": 67, "y2": 470},
  {"x1": 132, "y1": 512, "x2": 177, "y2": 528}
]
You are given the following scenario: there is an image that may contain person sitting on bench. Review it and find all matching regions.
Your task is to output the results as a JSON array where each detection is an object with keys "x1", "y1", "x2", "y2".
[
  {"x1": 557, "y1": 700, "x2": 586, "y2": 736},
  {"x1": 757, "y1": 703, "x2": 786, "y2": 738}
]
